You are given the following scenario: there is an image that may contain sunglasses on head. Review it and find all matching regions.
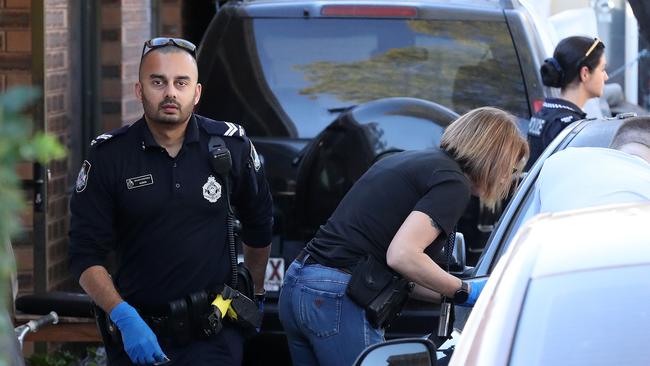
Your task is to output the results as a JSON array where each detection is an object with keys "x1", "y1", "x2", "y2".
[{"x1": 142, "y1": 38, "x2": 197, "y2": 58}]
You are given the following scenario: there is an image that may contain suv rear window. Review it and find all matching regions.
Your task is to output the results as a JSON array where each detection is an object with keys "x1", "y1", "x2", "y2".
[{"x1": 253, "y1": 18, "x2": 529, "y2": 137}]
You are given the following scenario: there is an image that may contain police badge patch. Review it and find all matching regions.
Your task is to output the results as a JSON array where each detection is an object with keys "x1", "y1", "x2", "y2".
[
  {"x1": 75, "y1": 160, "x2": 91, "y2": 193},
  {"x1": 202, "y1": 175, "x2": 222, "y2": 203}
]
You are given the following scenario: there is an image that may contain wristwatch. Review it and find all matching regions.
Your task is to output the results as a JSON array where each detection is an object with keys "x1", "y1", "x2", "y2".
[{"x1": 452, "y1": 281, "x2": 470, "y2": 304}]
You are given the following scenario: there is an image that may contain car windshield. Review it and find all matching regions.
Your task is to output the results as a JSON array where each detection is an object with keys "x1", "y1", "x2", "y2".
[
  {"x1": 509, "y1": 265, "x2": 650, "y2": 365},
  {"x1": 253, "y1": 18, "x2": 529, "y2": 137}
]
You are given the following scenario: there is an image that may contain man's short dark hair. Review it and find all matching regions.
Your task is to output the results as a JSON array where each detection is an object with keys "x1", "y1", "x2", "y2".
[
  {"x1": 610, "y1": 116, "x2": 650, "y2": 149},
  {"x1": 138, "y1": 45, "x2": 198, "y2": 80}
]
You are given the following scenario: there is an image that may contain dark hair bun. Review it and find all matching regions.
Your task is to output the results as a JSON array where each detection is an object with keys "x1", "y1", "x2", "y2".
[{"x1": 540, "y1": 57, "x2": 564, "y2": 88}]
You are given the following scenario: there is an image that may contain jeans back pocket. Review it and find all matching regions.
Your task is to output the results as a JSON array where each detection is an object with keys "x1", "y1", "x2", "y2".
[{"x1": 299, "y1": 284, "x2": 343, "y2": 337}]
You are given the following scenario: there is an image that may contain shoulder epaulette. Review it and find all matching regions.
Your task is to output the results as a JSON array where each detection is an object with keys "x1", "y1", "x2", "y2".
[
  {"x1": 90, "y1": 124, "x2": 130, "y2": 147},
  {"x1": 196, "y1": 115, "x2": 246, "y2": 138}
]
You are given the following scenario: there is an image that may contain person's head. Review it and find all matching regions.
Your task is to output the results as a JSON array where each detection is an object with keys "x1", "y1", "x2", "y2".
[
  {"x1": 610, "y1": 117, "x2": 650, "y2": 162},
  {"x1": 541, "y1": 36, "x2": 608, "y2": 97},
  {"x1": 440, "y1": 107, "x2": 529, "y2": 209},
  {"x1": 136, "y1": 38, "x2": 201, "y2": 126}
]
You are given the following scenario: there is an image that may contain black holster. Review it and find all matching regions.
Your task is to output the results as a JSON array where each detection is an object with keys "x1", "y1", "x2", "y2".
[
  {"x1": 346, "y1": 255, "x2": 413, "y2": 329},
  {"x1": 220, "y1": 284, "x2": 261, "y2": 336}
]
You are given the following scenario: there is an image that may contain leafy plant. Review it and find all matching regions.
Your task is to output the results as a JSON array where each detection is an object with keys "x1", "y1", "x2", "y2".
[
  {"x1": 0, "y1": 87, "x2": 66, "y2": 366},
  {"x1": 26, "y1": 350, "x2": 77, "y2": 366}
]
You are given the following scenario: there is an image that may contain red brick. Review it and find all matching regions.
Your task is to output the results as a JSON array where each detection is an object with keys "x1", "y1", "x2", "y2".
[
  {"x1": 0, "y1": 9, "x2": 30, "y2": 28},
  {"x1": 101, "y1": 7, "x2": 121, "y2": 27},
  {"x1": 101, "y1": 78, "x2": 122, "y2": 99},
  {"x1": 5, "y1": 30, "x2": 30, "y2": 52},
  {"x1": 101, "y1": 41, "x2": 122, "y2": 65},
  {"x1": 161, "y1": 6, "x2": 180, "y2": 24},
  {"x1": 14, "y1": 246, "x2": 33, "y2": 271},
  {"x1": 16, "y1": 161, "x2": 32, "y2": 179},
  {"x1": 5, "y1": 0, "x2": 28, "y2": 8},
  {"x1": 0, "y1": 53, "x2": 31, "y2": 70},
  {"x1": 6, "y1": 72, "x2": 30, "y2": 87},
  {"x1": 0, "y1": 31, "x2": 5, "y2": 51}
]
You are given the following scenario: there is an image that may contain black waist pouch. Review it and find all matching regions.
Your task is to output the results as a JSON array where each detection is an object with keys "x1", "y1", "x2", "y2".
[{"x1": 345, "y1": 255, "x2": 413, "y2": 329}]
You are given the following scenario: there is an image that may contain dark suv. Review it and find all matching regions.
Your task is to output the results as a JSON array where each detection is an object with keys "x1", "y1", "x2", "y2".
[{"x1": 195, "y1": 0, "x2": 549, "y2": 362}]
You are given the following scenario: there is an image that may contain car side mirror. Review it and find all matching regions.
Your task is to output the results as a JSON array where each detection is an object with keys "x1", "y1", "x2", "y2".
[{"x1": 353, "y1": 338, "x2": 437, "y2": 366}]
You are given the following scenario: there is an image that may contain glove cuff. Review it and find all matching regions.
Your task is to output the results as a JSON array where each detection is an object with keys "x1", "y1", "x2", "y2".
[{"x1": 109, "y1": 301, "x2": 138, "y2": 325}]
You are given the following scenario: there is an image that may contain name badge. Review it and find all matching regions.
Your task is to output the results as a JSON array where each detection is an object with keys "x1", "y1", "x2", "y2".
[{"x1": 126, "y1": 174, "x2": 154, "y2": 190}]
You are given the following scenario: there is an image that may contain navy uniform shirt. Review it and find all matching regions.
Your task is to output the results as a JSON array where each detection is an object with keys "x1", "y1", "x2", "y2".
[
  {"x1": 69, "y1": 114, "x2": 273, "y2": 307},
  {"x1": 306, "y1": 149, "x2": 471, "y2": 268},
  {"x1": 527, "y1": 98, "x2": 587, "y2": 168}
]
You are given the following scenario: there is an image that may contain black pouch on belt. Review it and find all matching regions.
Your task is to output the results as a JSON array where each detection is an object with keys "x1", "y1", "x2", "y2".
[
  {"x1": 346, "y1": 255, "x2": 394, "y2": 308},
  {"x1": 346, "y1": 255, "x2": 413, "y2": 329}
]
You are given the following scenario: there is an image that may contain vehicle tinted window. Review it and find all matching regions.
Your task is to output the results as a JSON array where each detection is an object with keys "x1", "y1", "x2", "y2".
[
  {"x1": 253, "y1": 19, "x2": 529, "y2": 137},
  {"x1": 509, "y1": 265, "x2": 650, "y2": 366}
]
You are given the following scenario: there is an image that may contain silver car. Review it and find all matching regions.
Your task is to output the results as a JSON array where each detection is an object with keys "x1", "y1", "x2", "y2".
[{"x1": 450, "y1": 202, "x2": 650, "y2": 365}]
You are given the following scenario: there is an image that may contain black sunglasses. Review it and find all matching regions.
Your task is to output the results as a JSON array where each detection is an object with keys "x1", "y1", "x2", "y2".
[{"x1": 142, "y1": 38, "x2": 197, "y2": 58}]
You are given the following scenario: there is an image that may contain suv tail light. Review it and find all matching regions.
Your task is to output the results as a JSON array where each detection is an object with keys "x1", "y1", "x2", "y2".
[{"x1": 321, "y1": 5, "x2": 418, "y2": 17}]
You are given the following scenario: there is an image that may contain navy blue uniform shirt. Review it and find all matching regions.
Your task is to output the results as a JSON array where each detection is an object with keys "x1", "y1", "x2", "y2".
[
  {"x1": 527, "y1": 98, "x2": 587, "y2": 168},
  {"x1": 69, "y1": 114, "x2": 273, "y2": 306}
]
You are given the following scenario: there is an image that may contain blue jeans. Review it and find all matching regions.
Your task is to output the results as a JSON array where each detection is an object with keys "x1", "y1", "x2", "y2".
[{"x1": 279, "y1": 258, "x2": 385, "y2": 366}]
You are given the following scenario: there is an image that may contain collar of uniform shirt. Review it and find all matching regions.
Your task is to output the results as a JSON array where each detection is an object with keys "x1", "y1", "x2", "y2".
[{"x1": 139, "y1": 113, "x2": 200, "y2": 149}]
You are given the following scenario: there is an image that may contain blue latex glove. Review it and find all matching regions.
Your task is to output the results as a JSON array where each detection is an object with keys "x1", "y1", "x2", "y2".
[
  {"x1": 110, "y1": 301, "x2": 168, "y2": 365},
  {"x1": 459, "y1": 278, "x2": 488, "y2": 307}
]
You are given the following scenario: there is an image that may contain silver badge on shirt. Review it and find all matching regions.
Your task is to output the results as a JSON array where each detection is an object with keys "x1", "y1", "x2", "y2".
[{"x1": 202, "y1": 175, "x2": 222, "y2": 203}]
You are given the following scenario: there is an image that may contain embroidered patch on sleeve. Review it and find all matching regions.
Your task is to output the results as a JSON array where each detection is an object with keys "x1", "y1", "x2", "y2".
[
  {"x1": 75, "y1": 160, "x2": 92, "y2": 193},
  {"x1": 250, "y1": 142, "x2": 262, "y2": 172}
]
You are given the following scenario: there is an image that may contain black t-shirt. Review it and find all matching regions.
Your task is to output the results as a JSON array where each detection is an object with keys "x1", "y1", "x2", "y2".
[{"x1": 306, "y1": 149, "x2": 472, "y2": 268}]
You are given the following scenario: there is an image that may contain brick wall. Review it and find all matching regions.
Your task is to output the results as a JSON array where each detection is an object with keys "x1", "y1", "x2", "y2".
[
  {"x1": 160, "y1": 0, "x2": 182, "y2": 37},
  {"x1": 1, "y1": 0, "x2": 74, "y2": 293},
  {"x1": 2, "y1": 0, "x2": 182, "y2": 295},
  {"x1": 1, "y1": 0, "x2": 36, "y2": 293},
  {"x1": 45, "y1": 0, "x2": 73, "y2": 291},
  {"x1": 100, "y1": 0, "x2": 152, "y2": 131}
]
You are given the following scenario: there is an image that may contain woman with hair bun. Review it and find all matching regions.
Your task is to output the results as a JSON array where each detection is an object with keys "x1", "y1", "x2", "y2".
[{"x1": 527, "y1": 36, "x2": 608, "y2": 167}]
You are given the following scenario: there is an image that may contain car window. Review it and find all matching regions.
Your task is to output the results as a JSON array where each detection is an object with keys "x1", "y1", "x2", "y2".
[
  {"x1": 509, "y1": 265, "x2": 650, "y2": 366},
  {"x1": 252, "y1": 18, "x2": 529, "y2": 137}
]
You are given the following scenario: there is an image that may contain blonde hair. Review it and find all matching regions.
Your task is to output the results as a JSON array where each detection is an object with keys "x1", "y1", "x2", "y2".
[{"x1": 440, "y1": 107, "x2": 529, "y2": 209}]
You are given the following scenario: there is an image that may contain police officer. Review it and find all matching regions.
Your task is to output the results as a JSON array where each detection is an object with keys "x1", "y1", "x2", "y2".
[
  {"x1": 69, "y1": 38, "x2": 273, "y2": 365},
  {"x1": 527, "y1": 36, "x2": 608, "y2": 168},
  {"x1": 279, "y1": 107, "x2": 529, "y2": 366}
]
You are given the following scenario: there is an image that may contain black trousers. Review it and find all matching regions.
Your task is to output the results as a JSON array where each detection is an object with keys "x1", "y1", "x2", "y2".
[{"x1": 102, "y1": 325, "x2": 244, "y2": 366}]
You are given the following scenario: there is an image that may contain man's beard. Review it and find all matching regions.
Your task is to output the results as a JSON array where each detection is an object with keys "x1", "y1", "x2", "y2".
[{"x1": 141, "y1": 93, "x2": 193, "y2": 125}]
